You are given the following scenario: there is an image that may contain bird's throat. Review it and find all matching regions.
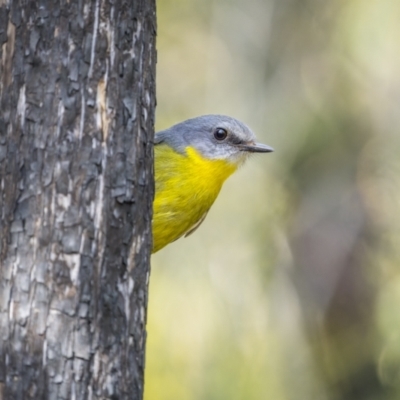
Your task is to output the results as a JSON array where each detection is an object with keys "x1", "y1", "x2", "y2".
[{"x1": 185, "y1": 146, "x2": 238, "y2": 188}]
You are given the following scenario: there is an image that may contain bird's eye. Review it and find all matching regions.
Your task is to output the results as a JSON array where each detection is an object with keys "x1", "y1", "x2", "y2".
[{"x1": 214, "y1": 128, "x2": 228, "y2": 141}]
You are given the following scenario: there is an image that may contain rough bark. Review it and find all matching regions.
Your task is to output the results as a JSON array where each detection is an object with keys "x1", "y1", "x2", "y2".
[{"x1": 0, "y1": 0, "x2": 156, "y2": 399}]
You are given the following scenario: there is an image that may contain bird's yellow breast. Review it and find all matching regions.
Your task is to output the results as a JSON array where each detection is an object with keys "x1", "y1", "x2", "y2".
[{"x1": 152, "y1": 144, "x2": 237, "y2": 252}]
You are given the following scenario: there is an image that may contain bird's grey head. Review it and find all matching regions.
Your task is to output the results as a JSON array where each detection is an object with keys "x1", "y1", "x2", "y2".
[{"x1": 154, "y1": 115, "x2": 273, "y2": 164}]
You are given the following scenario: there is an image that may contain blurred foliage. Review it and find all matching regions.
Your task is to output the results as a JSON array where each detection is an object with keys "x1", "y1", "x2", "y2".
[{"x1": 146, "y1": 0, "x2": 400, "y2": 399}]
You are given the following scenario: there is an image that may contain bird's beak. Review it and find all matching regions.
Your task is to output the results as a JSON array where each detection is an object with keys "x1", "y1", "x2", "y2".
[{"x1": 237, "y1": 142, "x2": 274, "y2": 153}]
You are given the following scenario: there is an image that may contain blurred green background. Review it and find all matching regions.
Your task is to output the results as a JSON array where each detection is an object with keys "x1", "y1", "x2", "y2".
[{"x1": 146, "y1": 1, "x2": 400, "y2": 399}]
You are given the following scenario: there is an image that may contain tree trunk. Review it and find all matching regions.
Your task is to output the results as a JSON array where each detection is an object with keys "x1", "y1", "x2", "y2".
[{"x1": 0, "y1": 0, "x2": 156, "y2": 399}]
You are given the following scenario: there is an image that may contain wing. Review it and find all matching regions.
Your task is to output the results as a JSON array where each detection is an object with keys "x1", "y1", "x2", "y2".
[{"x1": 184, "y1": 211, "x2": 208, "y2": 238}]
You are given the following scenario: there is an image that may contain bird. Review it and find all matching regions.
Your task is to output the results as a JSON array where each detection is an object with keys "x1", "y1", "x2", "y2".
[{"x1": 152, "y1": 114, "x2": 273, "y2": 253}]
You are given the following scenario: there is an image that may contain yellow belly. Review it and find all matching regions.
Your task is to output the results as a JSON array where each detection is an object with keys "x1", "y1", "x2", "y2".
[{"x1": 152, "y1": 145, "x2": 237, "y2": 253}]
